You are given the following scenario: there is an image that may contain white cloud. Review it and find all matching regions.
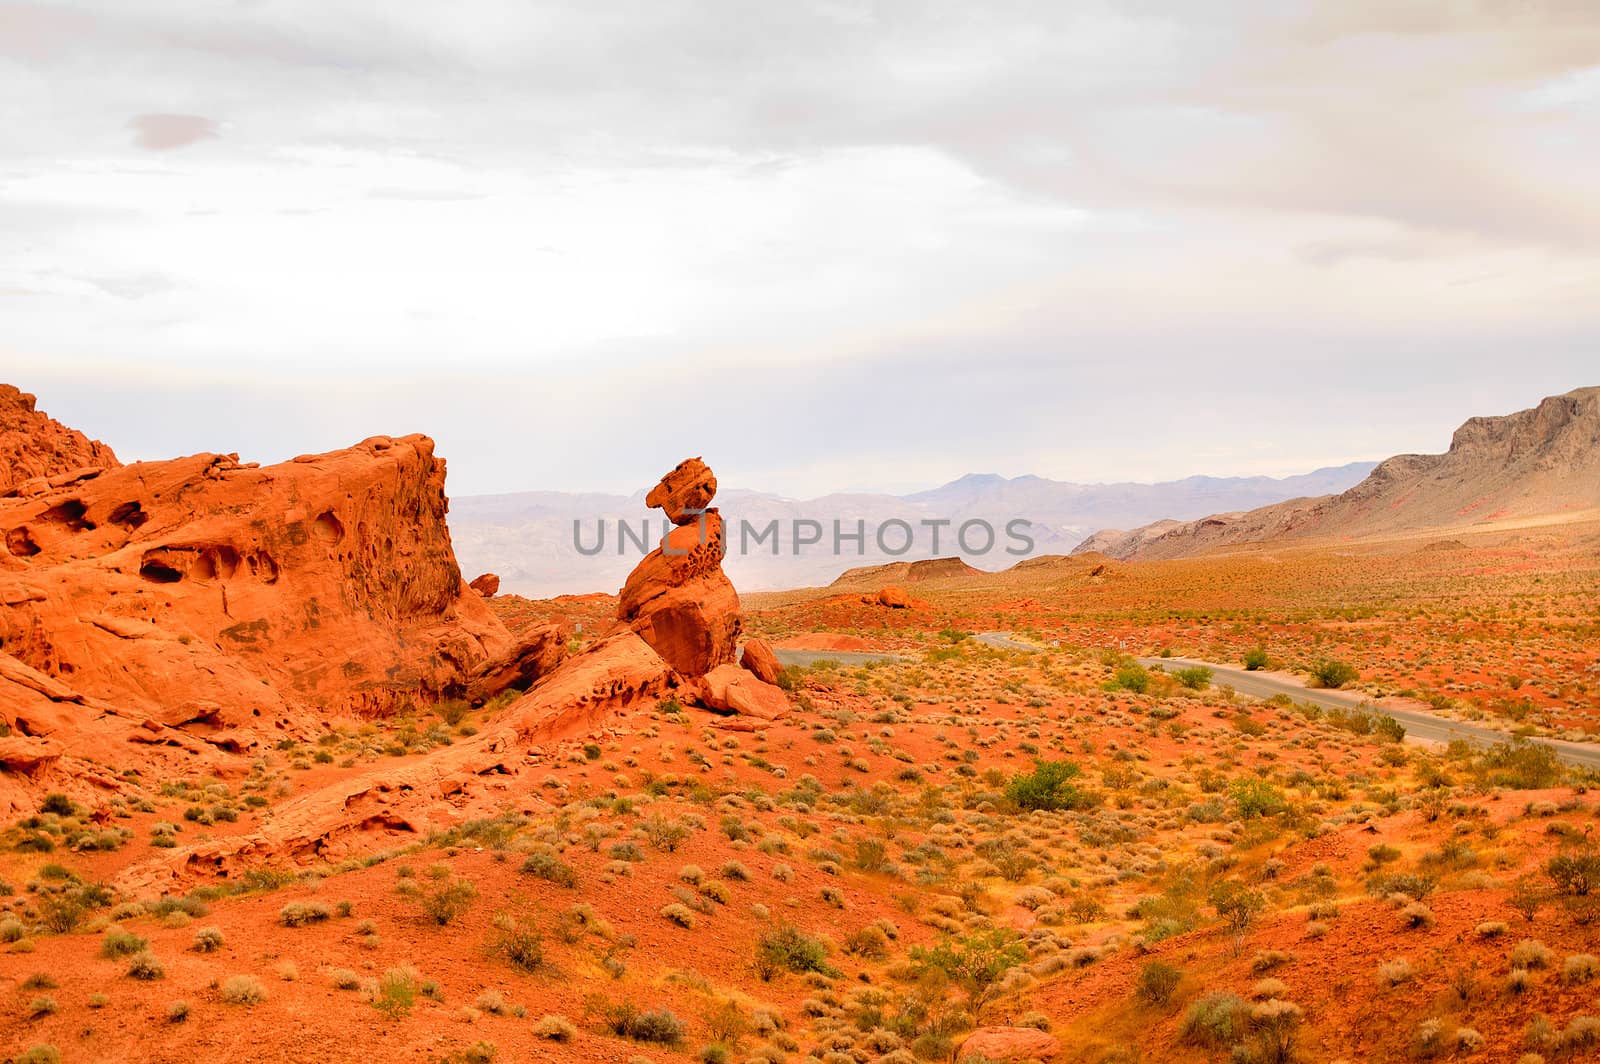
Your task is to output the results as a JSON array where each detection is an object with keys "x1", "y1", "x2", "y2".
[{"x1": 2, "y1": 1, "x2": 1597, "y2": 497}]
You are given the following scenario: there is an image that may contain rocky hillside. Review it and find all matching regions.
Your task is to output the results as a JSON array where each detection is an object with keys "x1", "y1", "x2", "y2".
[
  {"x1": 1077, "y1": 386, "x2": 1600, "y2": 560},
  {"x1": 0, "y1": 384, "x2": 120, "y2": 495}
]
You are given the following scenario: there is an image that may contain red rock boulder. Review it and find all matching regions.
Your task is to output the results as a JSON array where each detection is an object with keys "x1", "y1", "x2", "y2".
[
  {"x1": 469, "y1": 572, "x2": 500, "y2": 597},
  {"x1": 644, "y1": 456, "x2": 717, "y2": 525},
  {"x1": 697, "y1": 663, "x2": 788, "y2": 721},
  {"x1": 739, "y1": 638, "x2": 783, "y2": 685},
  {"x1": 958, "y1": 1027, "x2": 1061, "y2": 1061}
]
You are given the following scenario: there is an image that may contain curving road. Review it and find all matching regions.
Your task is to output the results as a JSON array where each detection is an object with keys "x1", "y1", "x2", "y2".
[
  {"x1": 766, "y1": 633, "x2": 1600, "y2": 771},
  {"x1": 1138, "y1": 655, "x2": 1600, "y2": 771}
]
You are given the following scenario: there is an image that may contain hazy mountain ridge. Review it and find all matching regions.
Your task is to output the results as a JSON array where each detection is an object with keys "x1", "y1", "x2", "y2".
[
  {"x1": 1075, "y1": 386, "x2": 1600, "y2": 560},
  {"x1": 450, "y1": 462, "x2": 1377, "y2": 597}
]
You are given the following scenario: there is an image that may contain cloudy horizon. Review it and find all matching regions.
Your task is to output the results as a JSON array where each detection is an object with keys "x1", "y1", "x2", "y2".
[{"x1": 4, "y1": 1, "x2": 1598, "y2": 497}]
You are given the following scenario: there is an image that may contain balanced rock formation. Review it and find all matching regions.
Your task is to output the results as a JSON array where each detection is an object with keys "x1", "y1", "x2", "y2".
[
  {"x1": 114, "y1": 457, "x2": 778, "y2": 886},
  {"x1": 1, "y1": 424, "x2": 564, "y2": 745},
  {"x1": 468, "y1": 572, "x2": 500, "y2": 597},
  {"x1": 618, "y1": 459, "x2": 740, "y2": 675}
]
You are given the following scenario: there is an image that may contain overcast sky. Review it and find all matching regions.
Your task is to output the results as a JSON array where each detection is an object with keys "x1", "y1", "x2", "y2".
[{"x1": 4, "y1": 1, "x2": 1598, "y2": 497}]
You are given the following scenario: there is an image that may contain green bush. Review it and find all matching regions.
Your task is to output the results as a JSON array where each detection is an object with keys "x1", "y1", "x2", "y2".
[
  {"x1": 1230, "y1": 779, "x2": 1286, "y2": 819},
  {"x1": 372, "y1": 968, "x2": 417, "y2": 1020},
  {"x1": 600, "y1": 1001, "x2": 686, "y2": 1045},
  {"x1": 909, "y1": 928, "x2": 1027, "y2": 1009},
  {"x1": 420, "y1": 879, "x2": 476, "y2": 925},
  {"x1": 1181, "y1": 991, "x2": 1248, "y2": 1046},
  {"x1": 1135, "y1": 960, "x2": 1183, "y2": 1006},
  {"x1": 1243, "y1": 648, "x2": 1269, "y2": 671},
  {"x1": 279, "y1": 901, "x2": 331, "y2": 927},
  {"x1": 1174, "y1": 666, "x2": 1213, "y2": 690},
  {"x1": 1005, "y1": 760, "x2": 1094, "y2": 812},
  {"x1": 1310, "y1": 660, "x2": 1359, "y2": 688},
  {"x1": 1111, "y1": 663, "x2": 1150, "y2": 693},
  {"x1": 754, "y1": 925, "x2": 835, "y2": 980},
  {"x1": 521, "y1": 852, "x2": 578, "y2": 888}
]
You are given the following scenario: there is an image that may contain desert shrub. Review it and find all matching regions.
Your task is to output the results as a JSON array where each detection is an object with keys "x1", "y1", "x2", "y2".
[
  {"x1": 1545, "y1": 850, "x2": 1599, "y2": 897},
  {"x1": 641, "y1": 814, "x2": 691, "y2": 852},
  {"x1": 167, "y1": 1000, "x2": 189, "y2": 1023},
  {"x1": 421, "y1": 879, "x2": 477, "y2": 925},
  {"x1": 1230, "y1": 779, "x2": 1286, "y2": 819},
  {"x1": 1243, "y1": 648, "x2": 1269, "y2": 671},
  {"x1": 1111, "y1": 663, "x2": 1150, "y2": 693},
  {"x1": 192, "y1": 925, "x2": 225, "y2": 952},
  {"x1": 1005, "y1": 760, "x2": 1094, "y2": 812},
  {"x1": 1174, "y1": 666, "x2": 1212, "y2": 690},
  {"x1": 126, "y1": 950, "x2": 165, "y2": 980},
  {"x1": 521, "y1": 852, "x2": 578, "y2": 888},
  {"x1": 909, "y1": 928, "x2": 1027, "y2": 1009},
  {"x1": 279, "y1": 901, "x2": 331, "y2": 927},
  {"x1": 1310, "y1": 660, "x2": 1359, "y2": 688},
  {"x1": 1376, "y1": 957, "x2": 1414, "y2": 986},
  {"x1": 843, "y1": 925, "x2": 889, "y2": 959},
  {"x1": 1209, "y1": 880, "x2": 1266, "y2": 934},
  {"x1": 1478, "y1": 740, "x2": 1563, "y2": 790},
  {"x1": 600, "y1": 1001, "x2": 686, "y2": 1045},
  {"x1": 372, "y1": 967, "x2": 418, "y2": 1020},
  {"x1": 1563, "y1": 954, "x2": 1598, "y2": 984},
  {"x1": 490, "y1": 913, "x2": 544, "y2": 972},
  {"x1": 16, "y1": 1047, "x2": 60, "y2": 1064},
  {"x1": 661, "y1": 903, "x2": 695, "y2": 929},
  {"x1": 1247, "y1": 998, "x2": 1302, "y2": 1063},
  {"x1": 1181, "y1": 991, "x2": 1248, "y2": 1046},
  {"x1": 1135, "y1": 961, "x2": 1182, "y2": 1006},
  {"x1": 37, "y1": 895, "x2": 84, "y2": 933},
  {"x1": 755, "y1": 925, "x2": 835, "y2": 980},
  {"x1": 329, "y1": 968, "x2": 363, "y2": 990},
  {"x1": 1399, "y1": 901, "x2": 1435, "y2": 929},
  {"x1": 1511, "y1": 939, "x2": 1553, "y2": 969},
  {"x1": 100, "y1": 926, "x2": 148, "y2": 958},
  {"x1": 533, "y1": 1014, "x2": 576, "y2": 1041},
  {"x1": 221, "y1": 974, "x2": 266, "y2": 1005},
  {"x1": 1251, "y1": 950, "x2": 1293, "y2": 973}
]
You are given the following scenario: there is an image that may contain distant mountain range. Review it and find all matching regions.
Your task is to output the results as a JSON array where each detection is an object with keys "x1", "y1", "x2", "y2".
[
  {"x1": 449, "y1": 462, "x2": 1377, "y2": 597},
  {"x1": 1074, "y1": 386, "x2": 1600, "y2": 560}
]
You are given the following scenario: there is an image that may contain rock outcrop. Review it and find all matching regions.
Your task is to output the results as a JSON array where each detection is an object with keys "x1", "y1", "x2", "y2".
[
  {"x1": 0, "y1": 384, "x2": 120, "y2": 497},
  {"x1": 108, "y1": 456, "x2": 781, "y2": 887},
  {"x1": 468, "y1": 572, "x2": 500, "y2": 597},
  {"x1": 739, "y1": 637, "x2": 782, "y2": 685},
  {"x1": 1074, "y1": 386, "x2": 1600, "y2": 560},
  {"x1": 958, "y1": 1027, "x2": 1062, "y2": 1061},
  {"x1": 618, "y1": 462, "x2": 741, "y2": 675},
  {"x1": 0, "y1": 417, "x2": 566, "y2": 780},
  {"x1": 646, "y1": 456, "x2": 718, "y2": 525}
]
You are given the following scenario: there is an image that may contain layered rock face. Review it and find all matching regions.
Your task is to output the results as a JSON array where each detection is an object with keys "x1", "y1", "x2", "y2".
[
  {"x1": 0, "y1": 384, "x2": 120, "y2": 496},
  {"x1": 0, "y1": 432, "x2": 558, "y2": 734}
]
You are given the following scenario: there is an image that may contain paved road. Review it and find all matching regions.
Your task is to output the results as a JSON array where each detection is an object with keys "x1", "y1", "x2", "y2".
[
  {"x1": 766, "y1": 634, "x2": 1600, "y2": 772},
  {"x1": 1139, "y1": 655, "x2": 1600, "y2": 772},
  {"x1": 973, "y1": 632, "x2": 1044, "y2": 652},
  {"x1": 768, "y1": 648, "x2": 909, "y2": 668}
]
